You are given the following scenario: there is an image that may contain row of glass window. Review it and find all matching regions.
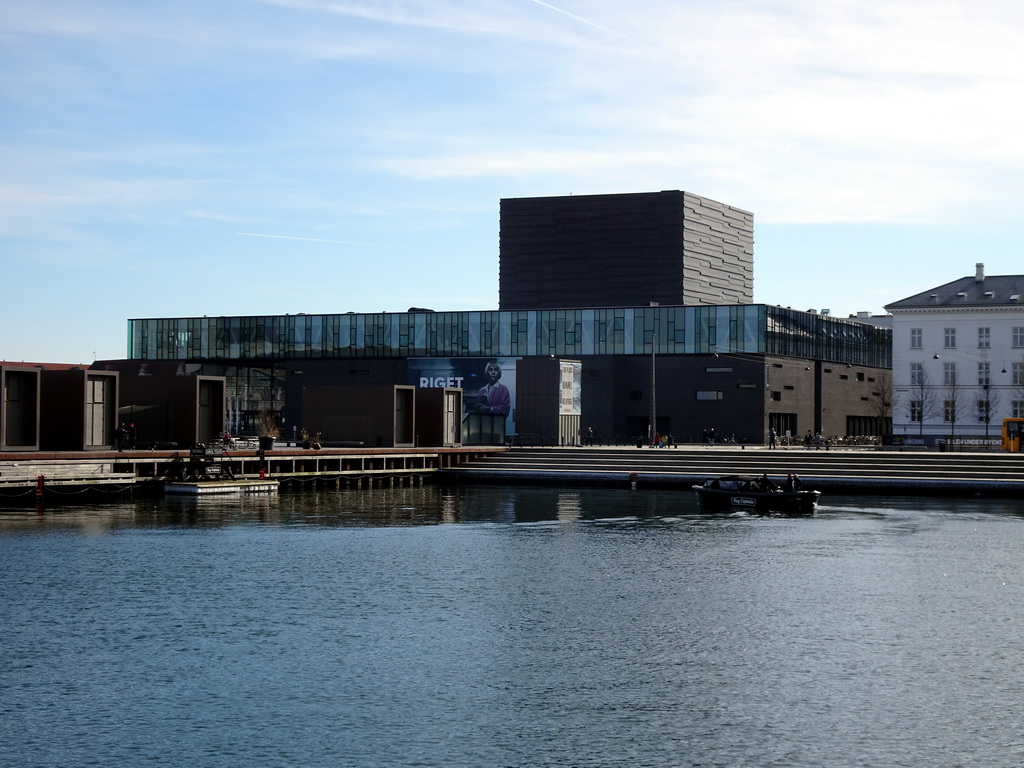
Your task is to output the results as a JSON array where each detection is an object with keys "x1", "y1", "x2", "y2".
[
  {"x1": 128, "y1": 305, "x2": 891, "y2": 367},
  {"x1": 909, "y1": 327, "x2": 1024, "y2": 349}
]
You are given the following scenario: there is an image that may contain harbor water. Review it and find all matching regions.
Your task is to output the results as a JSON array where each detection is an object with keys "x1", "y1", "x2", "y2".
[{"x1": 3, "y1": 485, "x2": 1024, "y2": 767}]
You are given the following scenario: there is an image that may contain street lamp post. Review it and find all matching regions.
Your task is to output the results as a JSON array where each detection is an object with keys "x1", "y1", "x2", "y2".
[{"x1": 649, "y1": 333, "x2": 656, "y2": 446}]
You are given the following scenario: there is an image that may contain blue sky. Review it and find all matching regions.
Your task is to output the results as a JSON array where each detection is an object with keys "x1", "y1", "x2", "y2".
[{"x1": 4, "y1": 0, "x2": 1024, "y2": 363}]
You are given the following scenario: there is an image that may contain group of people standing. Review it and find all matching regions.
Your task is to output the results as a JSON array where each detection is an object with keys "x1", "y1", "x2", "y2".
[
  {"x1": 803, "y1": 430, "x2": 823, "y2": 449},
  {"x1": 651, "y1": 432, "x2": 675, "y2": 448}
]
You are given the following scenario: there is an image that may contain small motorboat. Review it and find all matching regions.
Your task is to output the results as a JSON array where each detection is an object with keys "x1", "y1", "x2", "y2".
[{"x1": 692, "y1": 474, "x2": 820, "y2": 514}]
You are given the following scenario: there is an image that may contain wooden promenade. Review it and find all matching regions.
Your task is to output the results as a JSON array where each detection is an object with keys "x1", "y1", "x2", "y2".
[{"x1": 0, "y1": 445, "x2": 498, "y2": 504}]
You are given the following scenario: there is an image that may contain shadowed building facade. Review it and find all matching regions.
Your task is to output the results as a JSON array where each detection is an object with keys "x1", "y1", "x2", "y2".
[
  {"x1": 99, "y1": 191, "x2": 890, "y2": 447},
  {"x1": 499, "y1": 191, "x2": 753, "y2": 310},
  {"x1": 121, "y1": 305, "x2": 890, "y2": 446}
]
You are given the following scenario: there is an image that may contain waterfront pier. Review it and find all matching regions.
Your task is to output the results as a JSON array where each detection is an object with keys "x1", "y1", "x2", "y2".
[
  {"x1": 4, "y1": 444, "x2": 1024, "y2": 503},
  {"x1": 0, "y1": 445, "x2": 500, "y2": 504}
]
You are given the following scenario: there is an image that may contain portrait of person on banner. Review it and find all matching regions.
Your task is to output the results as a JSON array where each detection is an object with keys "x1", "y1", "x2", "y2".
[{"x1": 474, "y1": 359, "x2": 511, "y2": 415}]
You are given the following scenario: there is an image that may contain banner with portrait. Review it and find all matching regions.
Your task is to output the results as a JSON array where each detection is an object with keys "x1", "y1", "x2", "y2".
[{"x1": 408, "y1": 357, "x2": 518, "y2": 444}]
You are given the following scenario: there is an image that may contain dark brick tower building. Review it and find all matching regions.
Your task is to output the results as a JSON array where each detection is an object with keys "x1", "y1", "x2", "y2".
[{"x1": 499, "y1": 190, "x2": 753, "y2": 310}]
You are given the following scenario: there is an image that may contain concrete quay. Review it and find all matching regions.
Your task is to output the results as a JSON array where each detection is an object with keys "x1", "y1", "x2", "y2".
[
  {"x1": 437, "y1": 445, "x2": 1024, "y2": 497},
  {"x1": 5, "y1": 444, "x2": 1023, "y2": 502}
]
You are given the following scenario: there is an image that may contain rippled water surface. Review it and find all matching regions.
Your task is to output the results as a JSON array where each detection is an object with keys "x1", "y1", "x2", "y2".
[{"x1": 3, "y1": 486, "x2": 1024, "y2": 767}]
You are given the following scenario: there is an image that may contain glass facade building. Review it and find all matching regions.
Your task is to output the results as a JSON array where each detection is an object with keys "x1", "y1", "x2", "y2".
[{"x1": 128, "y1": 305, "x2": 890, "y2": 368}]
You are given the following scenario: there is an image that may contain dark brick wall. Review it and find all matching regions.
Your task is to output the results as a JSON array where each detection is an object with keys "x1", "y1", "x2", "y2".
[{"x1": 499, "y1": 191, "x2": 753, "y2": 310}]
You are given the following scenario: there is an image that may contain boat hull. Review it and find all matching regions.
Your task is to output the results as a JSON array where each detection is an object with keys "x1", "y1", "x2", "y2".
[
  {"x1": 693, "y1": 488, "x2": 819, "y2": 514},
  {"x1": 693, "y1": 475, "x2": 820, "y2": 514}
]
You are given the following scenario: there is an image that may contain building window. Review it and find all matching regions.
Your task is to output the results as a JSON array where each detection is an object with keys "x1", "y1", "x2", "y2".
[
  {"x1": 978, "y1": 327, "x2": 990, "y2": 348},
  {"x1": 1014, "y1": 363, "x2": 1024, "y2": 387},
  {"x1": 943, "y1": 400, "x2": 956, "y2": 422},
  {"x1": 1014, "y1": 400, "x2": 1024, "y2": 419},
  {"x1": 696, "y1": 391, "x2": 724, "y2": 400},
  {"x1": 910, "y1": 400, "x2": 923, "y2": 423},
  {"x1": 944, "y1": 328, "x2": 956, "y2": 348},
  {"x1": 910, "y1": 328, "x2": 922, "y2": 349},
  {"x1": 977, "y1": 400, "x2": 991, "y2": 423},
  {"x1": 1014, "y1": 327, "x2": 1024, "y2": 348},
  {"x1": 978, "y1": 361, "x2": 990, "y2": 386},
  {"x1": 910, "y1": 362, "x2": 923, "y2": 385},
  {"x1": 943, "y1": 362, "x2": 957, "y2": 386},
  {"x1": 770, "y1": 391, "x2": 782, "y2": 401}
]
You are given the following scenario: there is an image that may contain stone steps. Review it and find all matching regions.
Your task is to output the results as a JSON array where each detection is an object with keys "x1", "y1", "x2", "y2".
[{"x1": 439, "y1": 447, "x2": 1024, "y2": 496}]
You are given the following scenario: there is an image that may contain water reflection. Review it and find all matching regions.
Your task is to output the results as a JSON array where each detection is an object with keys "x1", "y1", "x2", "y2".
[
  {"x1": 4, "y1": 484, "x2": 1024, "y2": 533},
  {"x1": 5, "y1": 485, "x2": 1024, "y2": 767}
]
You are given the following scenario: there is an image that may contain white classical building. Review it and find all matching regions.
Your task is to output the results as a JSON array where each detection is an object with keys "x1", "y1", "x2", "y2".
[{"x1": 885, "y1": 263, "x2": 1024, "y2": 448}]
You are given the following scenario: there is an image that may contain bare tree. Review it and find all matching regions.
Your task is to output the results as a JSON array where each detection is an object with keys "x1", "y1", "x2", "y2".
[
  {"x1": 868, "y1": 369, "x2": 893, "y2": 440},
  {"x1": 942, "y1": 380, "x2": 971, "y2": 447},
  {"x1": 901, "y1": 369, "x2": 941, "y2": 437},
  {"x1": 978, "y1": 384, "x2": 1001, "y2": 440}
]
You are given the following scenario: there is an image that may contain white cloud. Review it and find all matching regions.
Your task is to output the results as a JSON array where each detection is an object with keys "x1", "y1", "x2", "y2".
[
  {"x1": 6, "y1": 0, "x2": 1024, "y2": 227},
  {"x1": 316, "y1": 0, "x2": 1024, "y2": 223},
  {"x1": 5, "y1": 0, "x2": 1024, "y2": 360}
]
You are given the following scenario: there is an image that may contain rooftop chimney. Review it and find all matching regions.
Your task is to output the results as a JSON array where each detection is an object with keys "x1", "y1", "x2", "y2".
[{"x1": 976, "y1": 263, "x2": 985, "y2": 282}]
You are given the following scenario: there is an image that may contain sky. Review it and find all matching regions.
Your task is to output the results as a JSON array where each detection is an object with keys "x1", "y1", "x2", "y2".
[{"x1": 4, "y1": 0, "x2": 1024, "y2": 363}]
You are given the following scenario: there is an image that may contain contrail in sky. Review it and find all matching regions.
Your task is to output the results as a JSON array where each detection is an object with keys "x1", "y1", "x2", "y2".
[
  {"x1": 526, "y1": 0, "x2": 631, "y2": 40},
  {"x1": 236, "y1": 232, "x2": 371, "y2": 245}
]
